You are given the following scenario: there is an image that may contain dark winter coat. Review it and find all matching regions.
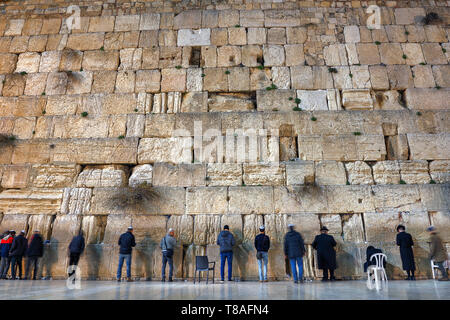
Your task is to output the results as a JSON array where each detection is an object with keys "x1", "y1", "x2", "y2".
[
  {"x1": 26, "y1": 234, "x2": 44, "y2": 257},
  {"x1": 0, "y1": 235, "x2": 13, "y2": 258},
  {"x1": 396, "y1": 232, "x2": 415, "y2": 271},
  {"x1": 217, "y1": 230, "x2": 235, "y2": 253},
  {"x1": 68, "y1": 235, "x2": 85, "y2": 255},
  {"x1": 118, "y1": 231, "x2": 136, "y2": 254},
  {"x1": 363, "y1": 247, "x2": 386, "y2": 272},
  {"x1": 429, "y1": 233, "x2": 448, "y2": 262},
  {"x1": 284, "y1": 230, "x2": 306, "y2": 259},
  {"x1": 254, "y1": 234, "x2": 270, "y2": 252},
  {"x1": 9, "y1": 234, "x2": 28, "y2": 257},
  {"x1": 312, "y1": 233, "x2": 337, "y2": 270}
]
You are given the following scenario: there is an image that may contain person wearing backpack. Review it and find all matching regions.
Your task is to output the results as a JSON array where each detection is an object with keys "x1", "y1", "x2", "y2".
[
  {"x1": 217, "y1": 225, "x2": 236, "y2": 283},
  {"x1": 254, "y1": 226, "x2": 270, "y2": 282},
  {"x1": 160, "y1": 228, "x2": 177, "y2": 282}
]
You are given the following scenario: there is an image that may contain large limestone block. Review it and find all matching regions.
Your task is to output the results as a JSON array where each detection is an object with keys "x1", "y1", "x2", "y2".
[
  {"x1": 27, "y1": 214, "x2": 54, "y2": 240},
  {"x1": 138, "y1": 137, "x2": 192, "y2": 164},
  {"x1": 285, "y1": 161, "x2": 314, "y2": 185},
  {"x1": 221, "y1": 214, "x2": 243, "y2": 244},
  {"x1": 174, "y1": 10, "x2": 202, "y2": 29},
  {"x1": 82, "y1": 50, "x2": 119, "y2": 71},
  {"x1": 364, "y1": 211, "x2": 402, "y2": 243},
  {"x1": 90, "y1": 187, "x2": 185, "y2": 215},
  {"x1": 102, "y1": 214, "x2": 132, "y2": 244},
  {"x1": 296, "y1": 90, "x2": 328, "y2": 111},
  {"x1": 342, "y1": 214, "x2": 365, "y2": 243},
  {"x1": 186, "y1": 187, "x2": 227, "y2": 214},
  {"x1": 430, "y1": 160, "x2": 450, "y2": 183},
  {"x1": 193, "y1": 215, "x2": 221, "y2": 245},
  {"x1": 404, "y1": 88, "x2": 450, "y2": 110},
  {"x1": 394, "y1": 8, "x2": 426, "y2": 24},
  {"x1": 345, "y1": 161, "x2": 374, "y2": 185},
  {"x1": 217, "y1": 46, "x2": 241, "y2": 67},
  {"x1": 0, "y1": 188, "x2": 63, "y2": 215},
  {"x1": 15, "y1": 52, "x2": 40, "y2": 73},
  {"x1": 50, "y1": 215, "x2": 81, "y2": 244},
  {"x1": 344, "y1": 26, "x2": 360, "y2": 43},
  {"x1": 342, "y1": 89, "x2": 373, "y2": 110},
  {"x1": 263, "y1": 45, "x2": 285, "y2": 66},
  {"x1": 399, "y1": 160, "x2": 430, "y2": 184},
  {"x1": 177, "y1": 29, "x2": 210, "y2": 46},
  {"x1": 242, "y1": 163, "x2": 285, "y2": 186},
  {"x1": 271, "y1": 67, "x2": 291, "y2": 89},
  {"x1": 10, "y1": 140, "x2": 51, "y2": 164},
  {"x1": 356, "y1": 43, "x2": 380, "y2": 65},
  {"x1": 181, "y1": 92, "x2": 207, "y2": 112},
  {"x1": 323, "y1": 44, "x2": 348, "y2": 66},
  {"x1": 419, "y1": 184, "x2": 449, "y2": 212},
  {"x1": 77, "y1": 165, "x2": 129, "y2": 188},
  {"x1": 422, "y1": 43, "x2": 447, "y2": 65},
  {"x1": 372, "y1": 91, "x2": 404, "y2": 110},
  {"x1": 186, "y1": 68, "x2": 203, "y2": 92},
  {"x1": 167, "y1": 215, "x2": 194, "y2": 245},
  {"x1": 60, "y1": 187, "x2": 92, "y2": 215},
  {"x1": 29, "y1": 164, "x2": 79, "y2": 188},
  {"x1": 407, "y1": 134, "x2": 450, "y2": 160},
  {"x1": 114, "y1": 15, "x2": 140, "y2": 32},
  {"x1": 81, "y1": 215, "x2": 107, "y2": 245},
  {"x1": 0, "y1": 214, "x2": 29, "y2": 235},
  {"x1": 334, "y1": 243, "x2": 365, "y2": 280},
  {"x1": 153, "y1": 163, "x2": 206, "y2": 187},
  {"x1": 264, "y1": 214, "x2": 288, "y2": 244},
  {"x1": 264, "y1": 10, "x2": 300, "y2": 27},
  {"x1": 256, "y1": 89, "x2": 296, "y2": 112},
  {"x1": 240, "y1": 10, "x2": 264, "y2": 28},
  {"x1": 326, "y1": 185, "x2": 375, "y2": 213},
  {"x1": 66, "y1": 33, "x2": 104, "y2": 51},
  {"x1": 287, "y1": 214, "x2": 321, "y2": 244},
  {"x1": 273, "y1": 186, "x2": 328, "y2": 214},
  {"x1": 1, "y1": 164, "x2": 30, "y2": 188},
  {"x1": 128, "y1": 164, "x2": 153, "y2": 188},
  {"x1": 297, "y1": 135, "x2": 386, "y2": 161},
  {"x1": 371, "y1": 185, "x2": 423, "y2": 212},
  {"x1": 243, "y1": 214, "x2": 264, "y2": 242},
  {"x1": 3, "y1": 74, "x2": 26, "y2": 96},
  {"x1": 373, "y1": 161, "x2": 400, "y2": 184},
  {"x1": 0, "y1": 54, "x2": 18, "y2": 74},
  {"x1": 229, "y1": 186, "x2": 273, "y2": 214},
  {"x1": 206, "y1": 163, "x2": 242, "y2": 186},
  {"x1": 315, "y1": 161, "x2": 346, "y2": 185},
  {"x1": 161, "y1": 68, "x2": 186, "y2": 92},
  {"x1": 387, "y1": 65, "x2": 414, "y2": 90},
  {"x1": 51, "y1": 138, "x2": 138, "y2": 164},
  {"x1": 208, "y1": 93, "x2": 254, "y2": 112}
]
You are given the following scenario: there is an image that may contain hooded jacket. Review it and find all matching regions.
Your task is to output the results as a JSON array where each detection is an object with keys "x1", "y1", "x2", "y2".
[
  {"x1": 9, "y1": 234, "x2": 28, "y2": 257},
  {"x1": 284, "y1": 230, "x2": 306, "y2": 259},
  {"x1": 217, "y1": 230, "x2": 236, "y2": 253},
  {"x1": 118, "y1": 231, "x2": 136, "y2": 254}
]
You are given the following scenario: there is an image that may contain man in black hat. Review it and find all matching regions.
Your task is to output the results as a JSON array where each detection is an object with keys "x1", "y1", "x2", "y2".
[
  {"x1": 254, "y1": 225, "x2": 270, "y2": 282},
  {"x1": 396, "y1": 225, "x2": 416, "y2": 280},
  {"x1": 117, "y1": 226, "x2": 136, "y2": 282},
  {"x1": 312, "y1": 226, "x2": 337, "y2": 281},
  {"x1": 217, "y1": 225, "x2": 235, "y2": 283}
]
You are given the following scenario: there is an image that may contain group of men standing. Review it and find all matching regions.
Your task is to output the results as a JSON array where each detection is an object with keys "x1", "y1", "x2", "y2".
[{"x1": 0, "y1": 230, "x2": 44, "y2": 280}]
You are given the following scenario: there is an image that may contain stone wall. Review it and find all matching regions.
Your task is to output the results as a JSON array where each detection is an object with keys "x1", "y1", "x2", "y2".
[{"x1": 0, "y1": 0, "x2": 448, "y2": 280}]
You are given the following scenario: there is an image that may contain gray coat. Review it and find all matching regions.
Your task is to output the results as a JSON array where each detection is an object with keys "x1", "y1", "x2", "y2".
[{"x1": 160, "y1": 234, "x2": 177, "y2": 251}]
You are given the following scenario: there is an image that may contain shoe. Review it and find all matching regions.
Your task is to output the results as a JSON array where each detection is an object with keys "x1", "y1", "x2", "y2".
[
  {"x1": 220, "y1": 280, "x2": 224, "y2": 283},
  {"x1": 410, "y1": 276, "x2": 416, "y2": 281},
  {"x1": 162, "y1": 278, "x2": 165, "y2": 282},
  {"x1": 127, "y1": 278, "x2": 133, "y2": 282},
  {"x1": 321, "y1": 278, "x2": 328, "y2": 282},
  {"x1": 438, "y1": 277, "x2": 449, "y2": 281},
  {"x1": 294, "y1": 280, "x2": 298, "y2": 284},
  {"x1": 330, "y1": 277, "x2": 336, "y2": 282},
  {"x1": 299, "y1": 279, "x2": 304, "y2": 283},
  {"x1": 405, "y1": 276, "x2": 411, "y2": 280},
  {"x1": 264, "y1": 279, "x2": 268, "y2": 282},
  {"x1": 117, "y1": 278, "x2": 121, "y2": 282},
  {"x1": 259, "y1": 280, "x2": 263, "y2": 283},
  {"x1": 168, "y1": 278, "x2": 173, "y2": 282}
]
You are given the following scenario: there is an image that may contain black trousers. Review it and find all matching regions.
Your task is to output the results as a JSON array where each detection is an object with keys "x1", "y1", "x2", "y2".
[
  {"x1": 323, "y1": 268, "x2": 335, "y2": 280},
  {"x1": 25, "y1": 256, "x2": 40, "y2": 280},
  {"x1": 10, "y1": 256, "x2": 23, "y2": 279},
  {"x1": 68, "y1": 253, "x2": 81, "y2": 277}
]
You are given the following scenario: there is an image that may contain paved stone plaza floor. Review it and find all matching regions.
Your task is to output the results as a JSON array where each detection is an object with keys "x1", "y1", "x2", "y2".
[{"x1": 0, "y1": 280, "x2": 448, "y2": 300}]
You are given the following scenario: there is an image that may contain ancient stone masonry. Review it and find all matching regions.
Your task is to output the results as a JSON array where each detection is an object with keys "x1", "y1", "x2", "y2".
[{"x1": 0, "y1": 0, "x2": 449, "y2": 280}]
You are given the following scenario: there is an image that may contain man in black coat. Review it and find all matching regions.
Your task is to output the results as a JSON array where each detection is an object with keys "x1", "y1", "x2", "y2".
[
  {"x1": 9, "y1": 230, "x2": 28, "y2": 280},
  {"x1": 396, "y1": 225, "x2": 416, "y2": 280},
  {"x1": 25, "y1": 230, "x2": 44, "y2": 280},
  {"x1": 116, "y1": 226, "x2": 136, "y2": 282},
  {"x1": 68, "y1": 231, "x2": 85, "y2": 278},
  {"x1": 312, "y1": 226, "x2": 337, "y2": 281},
  {"x1": 284, "y1": 224, "x2": 306, "y2": 284}
]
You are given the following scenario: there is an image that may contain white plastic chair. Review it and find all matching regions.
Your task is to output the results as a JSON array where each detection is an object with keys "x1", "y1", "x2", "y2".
[
  {"x1": 366, "y1": 253, "x2": 388, "y2": 291},
  {"x1": 431, "y1": 253, "x2": 450, "y2": 279}
]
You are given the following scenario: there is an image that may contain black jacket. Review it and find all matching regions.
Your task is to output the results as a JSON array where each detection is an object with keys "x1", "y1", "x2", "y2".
[
  {"x1": 312, "y1": 233, "x2": 337, "y2": 270},
  {"x1": 217, "y1": 230, "x2": 235, "y2": 253},
  {"x1": 396, "y1": 232, "x2": 415, "y2": 271},
  {"x1": 284, "y1": 230, "x2": 306, "y2": 259},
  {"x1": 9, "y1": 234, "x2": 28, "y2": 257},
  {"x1": 254, "y1": 234, "x2": 270, "y2": 252},
  {"x1": 69, "y1": 235, "x2": 85, "y2": 254},
  {"x1": 26, "y1": 234, "x2": 44, "y2": 257},
  {"x1": 118, "y1": 232, "x2": 136, "y2": 254},
  {"x1": 363, "y1": 247, "x2": 386, "y2": 272}
]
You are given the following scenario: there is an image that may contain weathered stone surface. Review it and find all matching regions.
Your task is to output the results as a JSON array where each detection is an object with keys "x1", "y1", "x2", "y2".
[
  {"x1": 0, "y1": 188, "x2": 63, "y2": 215},
  {"x1": 229, "y1": 186, "x2": 272, "y2": 214},
  {"x1": 326, "y1": 185, "x2": 374, "y2": 213},
  {"x1": 429, "y1": 161, "x2": 449, "y2": 184},
  {"x1": 208, "y1": 93, "x2": 254, "y2": 112},
  {"x1": 77, "y1": 165, "x2": 128, "y2": 188},
  {"x1": 345, "y1": 161, "x2": 374, "y2": 185},
  {"x1": 60, "y1": 187, "x2": 92, "y2": 215},
  {"x1": 82, "y1": 50, "x2": 119, "y2": 71},
  {"x1": 407, "y1": 134, "x2": 450, "y2": 160},
  {"x1": 138, "y1": 138, "x2": 192, "y2": 164},
  {"x1": 373, "y1": 161, "x2": 400, "y2": 184},
  {"x1": 298, "y1": 135, "x2": 386, "y2": 161},
  {"x1": 29, "y1": 164, "x2": 80, "y2": 188},
  {"x1": 399, "y1": 160, "x2": 430, "y2": 184},
  {"x1": 429, "y1": 211, "x2": 450, "y2": 242},
  {"x1": 177, "y1": 29, "x2": 211, "y2": 46},
  {"x1": 243, "y1": 164, "x2": 284, "y2": 186},
  {"x1": 296, "y1": 90, "x2": 328, "y2": 111},
  {"x1": 193, "y1": 215, "x2": 221, "y2": 245},
  {"x1": 1, "y1": 164, "x2": 30, "y2": 188},
  {"x1": 257, "y1": 89, "x2": 296, "y2": 112},
  {"x1": 0, "y1": 214, "x2": 29, "y2": 235},
  {"x1": 342, "y1": 89, "x2": 373, "y2": 110},
  {"x1": 153, "y1": 163, "x2": 205, "y2": 187},
  {"x1": 206, "y1": 163, "x2": 242, "y2": 186},
  {"x1": 262, "y1": 45, "x2": 285, "y2": 66},
  {"x1": 404, "y1": 88, "x2": 450, "y2": 110},
  {"x1": 315, "y1": 161, "x2": 346, "y2": 185},
  {"x1": 285, "y1": 161, "x2": 314, "y2": 185},
  {"x1": 273, "y1": 186, "x2": 327, "y2": 214},
  {"x1": 186, "y1": 187, "x2": 227, "y2": 214}
]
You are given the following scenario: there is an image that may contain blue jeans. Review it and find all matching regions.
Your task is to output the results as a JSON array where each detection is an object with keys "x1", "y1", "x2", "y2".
[
  {"x1": 161, "y1": 254, "x2": 173, "y2": 279},
  {"x1": 220, "y1": 251, "x2": 233, "y2": 281},
  {"x1": 117, "y1": 253, "x2": 132, "y2": 279},
  {"x1": 289, "y1": 257, "x2": 303, "y2": 282},
  {"x1": 257, "y1": 252, "x2": 269, "y2": 281}
]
